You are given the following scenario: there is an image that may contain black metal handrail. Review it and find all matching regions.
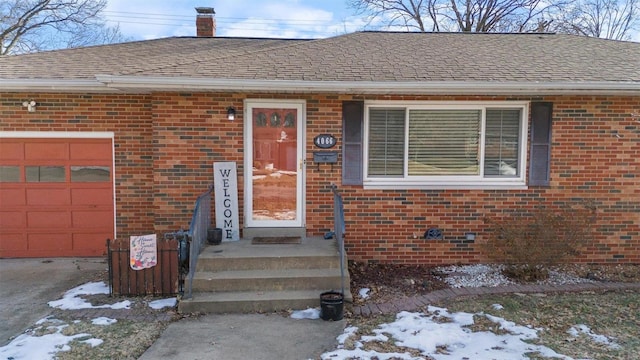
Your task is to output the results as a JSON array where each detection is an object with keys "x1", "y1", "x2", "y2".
[
  {"x1": 184, "y1": 186, "x2": 213, "y2": 299},
  {"x1": 331, "y1": 183, "x2": 346, "y2": 296}
]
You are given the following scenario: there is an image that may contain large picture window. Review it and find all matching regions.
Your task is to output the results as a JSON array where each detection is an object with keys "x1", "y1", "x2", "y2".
[{"x1": 364, "y1": 102, "x2": 528, "y2": 189}]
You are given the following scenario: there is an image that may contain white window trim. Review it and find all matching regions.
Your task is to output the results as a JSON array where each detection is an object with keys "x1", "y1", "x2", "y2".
[{"x1": 363, "y1": 101, "x2": 529, "y2": 190}]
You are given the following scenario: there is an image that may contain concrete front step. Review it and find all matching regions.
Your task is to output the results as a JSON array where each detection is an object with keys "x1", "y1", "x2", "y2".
[
  {"x1": 179, "y1": 290, "x2": 348, "y2": 314},
  {"x1": 180, "y1": 237, "x2": 351, "y2": 314},
  {"x1": 196, "y1": 238, "x2": 342, "y2": 272},
  {"x1": 196, "y1": 255, "x2": 341, "y2": 272},
  {"x1": 191, "y1": 268, "x2": 345, "y2": 292}
]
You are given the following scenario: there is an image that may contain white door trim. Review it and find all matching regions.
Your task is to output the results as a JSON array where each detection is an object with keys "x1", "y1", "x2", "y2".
[{"x1": 243, "y1": 99, "x2": 306, "y2": 228}]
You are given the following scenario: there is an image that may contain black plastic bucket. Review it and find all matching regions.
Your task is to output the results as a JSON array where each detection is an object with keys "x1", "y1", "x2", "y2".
[
  {"x1": 207, "y1": 228, "x2": 223, "y2": 245},
  {"x1": 320, "y1": 291, "x2": 344, "y2": 321}
]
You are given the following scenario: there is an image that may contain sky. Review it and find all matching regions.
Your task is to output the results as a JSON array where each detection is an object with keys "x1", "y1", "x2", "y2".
[
  {"x1": 103, "y1": 0, "x2": 368, "y2": 40},
  {"x1": 103, "y1": 0, "x2": 640, "y2": 42}
]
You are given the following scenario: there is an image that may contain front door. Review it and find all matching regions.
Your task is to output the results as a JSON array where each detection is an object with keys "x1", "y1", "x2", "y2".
[{"x1": 245, "y1": 100, "x2": 305, "y2": 228}]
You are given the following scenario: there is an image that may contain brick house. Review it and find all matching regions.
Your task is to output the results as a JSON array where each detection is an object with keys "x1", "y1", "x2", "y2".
[{"x1": 1, "y1": 22, "x2": 639, "y2": 263}]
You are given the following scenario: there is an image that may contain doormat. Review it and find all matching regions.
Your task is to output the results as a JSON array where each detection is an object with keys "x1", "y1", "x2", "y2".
[{"x1": 252, "y1": 237, "x2": 301, "y2": 245}]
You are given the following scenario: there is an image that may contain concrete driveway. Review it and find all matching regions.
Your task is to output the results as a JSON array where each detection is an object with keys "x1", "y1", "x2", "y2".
[{"x1": 0, "y1": 257, "x2": 108, "y2": 346}]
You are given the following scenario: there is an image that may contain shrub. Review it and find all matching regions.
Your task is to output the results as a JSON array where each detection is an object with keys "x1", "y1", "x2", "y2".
[{"x1": 483, "y1": 202, "x2": 596, "y2": 282}]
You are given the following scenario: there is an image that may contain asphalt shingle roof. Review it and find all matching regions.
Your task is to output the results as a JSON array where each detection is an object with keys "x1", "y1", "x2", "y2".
[{"x1": 1, "y1": 31, "x2": 639, "y2": 84}]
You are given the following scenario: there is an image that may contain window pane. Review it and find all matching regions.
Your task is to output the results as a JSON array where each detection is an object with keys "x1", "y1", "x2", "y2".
[
  {"x1": 71, "y1": 166, "x2": 111, "y2": 182},
  {"x1": 368, "y1": 109, "x2": 405, "y2": 176},
  {"x1": 484, "y1": 109, "x2": 521, "y2": 176},
  {"x1": 408, "y1": 110, "x2": 480, "y2": 175},
  {"x1": 0, "y1": 166, "x2": 20, "y2": 182},
  {"x1": 26, "y1": 166, "x2": 66, "y2": 182}
]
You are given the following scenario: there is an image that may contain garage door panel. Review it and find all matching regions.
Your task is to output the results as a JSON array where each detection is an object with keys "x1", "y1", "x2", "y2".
[
  {"x1": 27, "y1": 211, "x2": 70, "y2": 228},
  {"x1": 71, "y1": 188, "x2": 112, "y2": 206},
  {"x1": 0, "y1": 211, "x2": 25, "y2": 227},
  {"x1": 72, "y1": 210, "x2": 113, "y2": 228},
  {"x1": 1, "y1": 137, "x2": 113, "y2": 257},
  {"x1": 70, "y1": 142, "x2": 112, "y2": 160},
  {"x1": 1, "y1": 188, "x2": 26, "y2": 206},
  {"x1": 73, "y1": 233, "x2": 111, "y2": 252},
  {"x1": 24, "y1": 142, "x2": 68, "y2": 160},
  {"x1": 0, "y1": 233, "x2": 27, "y2": 251},
  {"x1": 28, "y1": 233, "x2": 72, "y2": 251},
  {"x1": 0, "y1": 142, "x2": 24, "y2": 161},
  {"x1": 26, "y1": 188, "x2": 70, "y2": 206}
]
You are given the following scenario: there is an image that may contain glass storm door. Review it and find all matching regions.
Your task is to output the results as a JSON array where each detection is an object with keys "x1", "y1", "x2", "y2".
[{"x1": 245, "y1": 100, "x2": 304, "y2": 228}]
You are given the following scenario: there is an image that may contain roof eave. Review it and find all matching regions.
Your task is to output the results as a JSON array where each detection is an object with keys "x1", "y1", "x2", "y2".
[
  {"x1": 2, "y1": 76, "x2": 639, "y2": 95},
  {"x1": 94, "y1": 76, "x2": 640, "y2": 95},
  {"x1": 0, "y1": 79, "x2": 122, "y2": 93}
]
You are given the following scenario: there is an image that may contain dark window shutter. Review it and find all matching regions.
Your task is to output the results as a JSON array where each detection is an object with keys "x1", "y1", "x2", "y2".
[
  {"x1": 529, "y1": 102, "x2": 553, "y2": 186},
  {"x1": 342, "y1": 101, "x2": 364, "y2": 185}
]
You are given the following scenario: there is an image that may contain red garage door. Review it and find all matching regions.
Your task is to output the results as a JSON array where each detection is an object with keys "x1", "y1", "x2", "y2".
[{"x1": 0, "y1": 138, "x2": 114, "y2": 258}]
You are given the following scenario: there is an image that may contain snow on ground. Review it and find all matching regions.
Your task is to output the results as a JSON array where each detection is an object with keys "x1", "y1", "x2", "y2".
[
  {"x1": 322, "y1": 306, "x2": 574, "y2": 360},
  {"x1": 82, "y1": 338, "x2": 104, "y2": 347},
  {"x1": 0, "y1": 317, "x2": 92, "y2": 360},
  {"x1": 148, "y1": 298, "x2": 177, "y2": 310},
  {"x1": 568, "y1": 324, "x2": 621, "y2": 349},
  {"x1": 0, "y1": 281, "x2": 172, "y2": 360},
  {"x1": 359, "y1": 288, "x2": 370, "y2": 299},
  {"x1": 47, "y1": 281, "x2": 131, "y2": 310},
  {"x1": 337, "y1": 326, "x2": 358, "y2": 345},
  {"x1": 0, "y1": 267, "x2": 623, "y2": 360},
  {"x1": 91, "y1": 317, "x2": 117, "y2": 326},
  {"x1": 291, "y1": 308, "x2": 321, "y2": 320}
]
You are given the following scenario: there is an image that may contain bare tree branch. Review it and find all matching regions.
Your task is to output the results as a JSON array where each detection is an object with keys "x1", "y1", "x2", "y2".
[
  {"x1": 347, "y1": 0, "x2": 640, "y2": 39},
  {"x1": 1, "y1": 0, "x2": 128, "y2": 55}
]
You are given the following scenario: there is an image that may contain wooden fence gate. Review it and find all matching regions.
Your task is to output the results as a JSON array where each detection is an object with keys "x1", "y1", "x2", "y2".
[{"x1": 106, "y1": 238, "x2": 181, "y2": 296}]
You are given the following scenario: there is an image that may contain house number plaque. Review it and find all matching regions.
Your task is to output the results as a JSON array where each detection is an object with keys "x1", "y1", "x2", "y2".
[{"x1": 313, "y1": 134, "x2": 336, "y2": 149}]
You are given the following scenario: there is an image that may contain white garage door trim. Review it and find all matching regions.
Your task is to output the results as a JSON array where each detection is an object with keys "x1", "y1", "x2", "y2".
[{"x1": 0, "y1": 131, "x2": 117, "y2": 241}]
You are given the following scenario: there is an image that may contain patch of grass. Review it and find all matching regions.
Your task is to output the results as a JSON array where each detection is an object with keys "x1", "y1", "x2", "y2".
[
  {"x1": 349, "y1": 313, "x2": 396, "y2": 335},
  {"x1": 467, "y1": 315, "x2": 511, "y2": 335},
  {"x1": 443, "y1": 291, "x2": 639, "y2": 360},
  {"x1": 56, "y1": 319, "x2": 171, "y2": 360},
  {"x1": 345, "y1": 291, "x2": 639, "y2": 359}
]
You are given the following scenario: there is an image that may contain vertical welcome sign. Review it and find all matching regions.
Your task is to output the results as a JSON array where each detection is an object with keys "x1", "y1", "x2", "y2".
[{"x1": 213, "y1": 162, "x2": 240, "y2": 241}]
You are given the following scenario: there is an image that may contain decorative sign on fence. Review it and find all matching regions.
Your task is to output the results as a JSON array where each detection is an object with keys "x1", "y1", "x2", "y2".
[
  {"x1": 130, "y1": 234, "x2": 157, "y2": 270},
  {"x1": 214, "y1": 162, "x2": 240, "y2": 241}
]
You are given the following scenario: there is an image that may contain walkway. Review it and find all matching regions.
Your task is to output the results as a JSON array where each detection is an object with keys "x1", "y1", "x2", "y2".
[{"x1": 352, "y1": 281, "x2": 640, "y2": 316}]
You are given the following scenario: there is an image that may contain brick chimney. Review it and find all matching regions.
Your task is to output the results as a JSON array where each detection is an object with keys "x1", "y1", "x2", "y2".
[{"x1": 195, "y1": 7, "x2": 216, "y2": 37}]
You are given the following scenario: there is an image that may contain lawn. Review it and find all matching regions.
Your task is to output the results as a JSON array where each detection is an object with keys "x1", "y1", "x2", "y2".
[{"x1": 332, "y1": 290, "x2": 639, "y2": 359}]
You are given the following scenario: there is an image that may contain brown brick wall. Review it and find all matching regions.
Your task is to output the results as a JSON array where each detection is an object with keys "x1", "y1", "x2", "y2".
[
  {"x1": 2, "y1": 92, "x2": 638, "y2": 264},
  {"x1": 150, "y1": 92, "x2": 246, "y2": 233},
  {"x1": 1, "y1": 93, "x2": 155, "y2": 239},
  {"x1": 331, "y1": 95, "x2": 639, "y2": 265}
]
